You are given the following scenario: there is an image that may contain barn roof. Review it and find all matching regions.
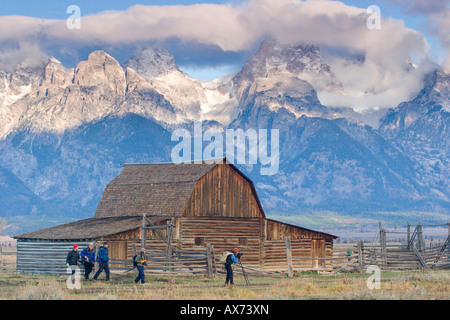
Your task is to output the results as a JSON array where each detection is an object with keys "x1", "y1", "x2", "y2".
[
  {"x1": 266, "y1": 218, "x2": 338, "y2": 239},
  {"x1": 14, "y1": 216, "x2": 168, "y2": 240},
  {"x1": 93, "y1": 159, "x2": 266, "y2": 218}
]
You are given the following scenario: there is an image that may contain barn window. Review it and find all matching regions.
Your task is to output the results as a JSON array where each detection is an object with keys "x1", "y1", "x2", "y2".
[
  {"x1": 194, "y1": 237, "x2": 204, "y2": 246},
  {"x1": 238, "y1": 237, "x2": 248, "y2": 246}
]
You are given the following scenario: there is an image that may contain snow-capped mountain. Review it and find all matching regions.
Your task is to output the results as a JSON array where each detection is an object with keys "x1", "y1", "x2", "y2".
[
  {"x1": 123, "y1": 47, "x2": 240, "y2": 124},
  {"x1": 379, "y1": 71, "x2": 450, "y2": 206},
  {"x1": 0, "y1": 39, "x2": 448, "y2": 224}
]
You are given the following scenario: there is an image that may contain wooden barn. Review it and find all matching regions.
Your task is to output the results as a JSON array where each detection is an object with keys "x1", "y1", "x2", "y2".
[{"x1": 14, "y1": 159, "x2": 337, "y2": 275}]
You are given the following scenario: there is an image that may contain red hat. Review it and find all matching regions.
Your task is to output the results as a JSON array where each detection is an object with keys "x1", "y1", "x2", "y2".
[{"x1": 73, "y1": 244, "x2": 78, "y2": 249}]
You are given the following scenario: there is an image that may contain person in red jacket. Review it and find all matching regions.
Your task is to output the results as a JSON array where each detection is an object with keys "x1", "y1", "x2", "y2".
[{"x1": 66, "y1": 244, "x2": 81, "y2": 284}]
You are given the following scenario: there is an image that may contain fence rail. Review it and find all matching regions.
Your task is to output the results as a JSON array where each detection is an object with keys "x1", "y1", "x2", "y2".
[{"x1": 109, "y1": 247, "x2": 215, "y2": 276}]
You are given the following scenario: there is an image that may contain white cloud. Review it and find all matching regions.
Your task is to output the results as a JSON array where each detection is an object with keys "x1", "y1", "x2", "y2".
[
  {"x1": 429, "y1": 9, "x2": 450, "y2": 72},
  {"x1": 0, "y1": 0, "x2": 440, "y2": 110},
  {"x1": 0, "y1": 42, "x2": 47, "y2": 72}
]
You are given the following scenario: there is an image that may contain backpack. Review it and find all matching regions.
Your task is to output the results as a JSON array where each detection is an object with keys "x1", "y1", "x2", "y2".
[
  {"x1": 219, "y1": 251, "x2": 232, "y2": 263},
  {"x1": 132, "y1": 254, "x2": 138, "y2": 268},
  {"x1": 80, "y1": 247, "x2": 89, "y2": 263},
  {"x1": 96, "y1": 246, "x2": 103, "y2": 262}
]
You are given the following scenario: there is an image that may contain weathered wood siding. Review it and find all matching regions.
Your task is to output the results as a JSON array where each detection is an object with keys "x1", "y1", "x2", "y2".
[
  {"x1": 16, "y1": 240, "x2": 93, "y2": 275},
  {"x1": 261, "y1": 219, "x2": 334, "y2": 271},
  {"x1": 262, "y1": 239, "x2": 333, "y2": 272},
  {"x1": 179, "y1": 217, "x2": 263, "y2": 268},
  {"x1": 89, "y1": 216, "x2": 335, "y2": 273},
  {"x1": 103, "y1": 218, "x2": 180, "y2": 262},
  {"x1": 183, "y1": 164, "x2": 263, "y2": 219}
]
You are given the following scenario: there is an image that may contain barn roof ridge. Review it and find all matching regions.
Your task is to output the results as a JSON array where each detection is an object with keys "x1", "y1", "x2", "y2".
[
  {"x1": 120, "y1": 157, "x2": 227, "y2": 167},
  {"x1": 109, "y1": 180, "x2": 201, "y2": 186}
]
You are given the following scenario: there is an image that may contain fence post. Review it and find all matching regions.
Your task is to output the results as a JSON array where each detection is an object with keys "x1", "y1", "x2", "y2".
[
  {"x1": 141, "y1": 214, "x2": 146, "y2": 250},
  {"x1": 285, "y1": 236, "x2": 293, "y2": 277},
  {"x1": 380, "y1": 224, "x2": 387, "y2": 267},
  {"x1": 165, "y1": 219, "x2": 173, "y2": 272},
  {"x1": 94, "y1": 243, "x2": 99, "y2": 274},
  {"x1": 322, "y1": 240, "x2": 326, "y2": 269},
  {"x1": 357, "y1": 240, "x2": 364, "y2": 272},
  {"x1": 206, "y1": 244, "x2": 213, "y2": 278},
  {"x1": 418, "y1": 221, "x2": 424, "y2": 252},
  {"x1": 407, "y1": 222, "x2": 410, "y2": 249},
  {"x1": 211, "y1": 245, "x2": 217, "y2": 276}
]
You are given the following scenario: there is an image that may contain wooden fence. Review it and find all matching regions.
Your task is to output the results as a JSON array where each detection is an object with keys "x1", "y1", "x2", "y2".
[
  {"x1": 347, "y1": 241, "x2": 450, "y2": 271},
  {"x1": 109, "y1": 245, "x2": 216, "y2": 277},
  {"x1": 277, "y1": 233, "x2": 449, "y2": 276},
  {"x1": 329, "y1": 221, "x2": 450, "y2": 272}
]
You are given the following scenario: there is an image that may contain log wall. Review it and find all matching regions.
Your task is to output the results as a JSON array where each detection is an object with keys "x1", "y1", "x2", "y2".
[
  {"x1": 262, "y1": 239, "x2": 333, "y2": 272},
  {"x1": 179, "y1": 217, "x2": 263, "y2": 269},
  {"x1": 16, "y1": 240, "x2": 93, "y2": 275}
]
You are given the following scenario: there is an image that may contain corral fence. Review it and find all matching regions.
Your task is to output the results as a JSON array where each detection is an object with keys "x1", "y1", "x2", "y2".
[
  {"x1": 109, "y1": 244, "x2": 216, "y2": 277},
  {"x1": 0, "y1": 240, "x2": 17, "y2": 269},
  {"x1": 333, "y1": 222, "x2": 450, "y2": 272},
  {"x1": 278, "y1": 221, "x2": 450, "y2": 276}
]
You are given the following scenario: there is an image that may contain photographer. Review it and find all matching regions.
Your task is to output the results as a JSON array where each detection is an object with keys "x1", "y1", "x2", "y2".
[
  {"x1": 133, "y1": 248, "x2": 147, "y2": 284},
  {"x1": 224, "y1": 247, "x2": 240, "y2": 287}
]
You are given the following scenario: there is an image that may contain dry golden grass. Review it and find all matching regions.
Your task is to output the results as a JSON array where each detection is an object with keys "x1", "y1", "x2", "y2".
[{"x1": 0, "y1": 270, "x2": 448, "y2": 300}]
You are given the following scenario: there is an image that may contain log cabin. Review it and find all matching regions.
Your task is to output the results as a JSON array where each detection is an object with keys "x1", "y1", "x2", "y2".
[{"x1": 14, "y1": 159, "x2": 337, "y2": 275}]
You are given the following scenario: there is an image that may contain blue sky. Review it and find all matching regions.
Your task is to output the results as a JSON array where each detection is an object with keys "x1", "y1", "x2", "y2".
[{"x1": 0, "y1": 1, "x2": 238, "y2": 19}]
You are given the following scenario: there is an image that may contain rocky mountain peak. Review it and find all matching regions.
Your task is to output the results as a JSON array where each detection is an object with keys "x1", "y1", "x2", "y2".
[
  {"x1": 433, "y1": 71, "x2": 450, "y2": 110},
  {"x1": 74, "y1": 50, "x2": 126, "y2": 95},
  {"x1": 379, "y1": 69, "x2": 450, "y2": 138},
  {"x1": 122, "y1": 47, "x2": 178, "y2": 80},
  {"x1": 43, "y1": 57, "x2": 74, "y2": 87},
  {"x1": 233, "y1": 38, "x2": 343, "y2": 102}
]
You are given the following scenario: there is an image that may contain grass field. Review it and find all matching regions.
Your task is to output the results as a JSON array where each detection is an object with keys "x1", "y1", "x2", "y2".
[{"x1": 0, "y1": 269, "x2": 449, "y2": 300}]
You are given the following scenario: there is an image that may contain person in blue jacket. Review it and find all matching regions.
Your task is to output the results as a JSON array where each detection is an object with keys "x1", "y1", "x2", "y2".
[
  {"x1": 93, "y1": 242, "x2": 110, "y2": 281},
  {"x1": 80, "y1": 243, "x2": 96, "y2": 280},
  {"x1": 224, "y1": 248, "x2": 239, "y2": 287}
]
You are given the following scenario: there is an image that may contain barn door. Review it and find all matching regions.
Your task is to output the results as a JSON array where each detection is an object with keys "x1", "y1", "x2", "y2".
[
  {"x1": 311, "y1": 240, "x2": 325, "y2": 268},
  {"x1": 108, "y1": 241, "x2": 126, "y2": 260}
]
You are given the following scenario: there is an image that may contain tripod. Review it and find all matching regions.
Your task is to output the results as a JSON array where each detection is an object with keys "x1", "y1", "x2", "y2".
[{"x1": 238, "y1": 258, "x2": 250, "y2": 286}]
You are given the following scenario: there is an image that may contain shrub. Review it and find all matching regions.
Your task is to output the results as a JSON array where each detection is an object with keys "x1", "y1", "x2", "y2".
[{"x1": 15, "y1": 281, "x2": 65, "y2": 300}]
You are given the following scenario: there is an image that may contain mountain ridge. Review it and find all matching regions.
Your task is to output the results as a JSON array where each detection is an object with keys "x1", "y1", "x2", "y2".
[{"x1": 0, "y1": 39, "x2": 448, "y2": 223}]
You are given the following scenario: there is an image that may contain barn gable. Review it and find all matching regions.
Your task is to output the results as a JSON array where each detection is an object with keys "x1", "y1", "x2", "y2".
[{"x1": 183, "y1": 162, "x2": 265, "y2": 218}]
